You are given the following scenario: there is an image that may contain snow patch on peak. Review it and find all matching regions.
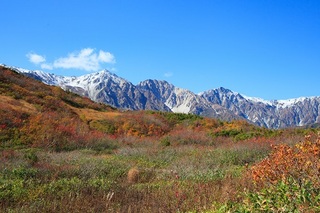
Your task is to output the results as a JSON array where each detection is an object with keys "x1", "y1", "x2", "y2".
[
  {"x1": 216, "y1": 87, "x2": 239, "y2": 95},
  {"x1": 201, "y1": 87, "x2": 240, "y2": 97},
  {"x1": 242, "y1": 95, "x2": 273, "y2": 105},
  {"x1": 96, "y1": 69, "x2": 128, "y2": 85},
  {"x1": 241, "y1": 95, "x2": 316, "y2": 109},
  {"x1": 197, "y1": 91, "x2": 204, "y2": 96},
  {"x1": 275, "y1": 97, "x2": 314, "y2": 108},
  {"x1": 139, "y1": 79, "x2": 173, "y2": 88}
]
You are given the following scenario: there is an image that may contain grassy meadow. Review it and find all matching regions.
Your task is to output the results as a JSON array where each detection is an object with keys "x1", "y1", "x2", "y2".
[{"x1": 2, "y1": 124, "x2": 319, "y2": 212}]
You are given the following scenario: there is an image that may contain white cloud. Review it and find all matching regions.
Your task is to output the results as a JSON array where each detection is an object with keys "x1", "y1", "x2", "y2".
[
  {"x1": 26, "y1": 53, "x2": 46, "y2": 64},
  {"x1": 53, "y1": 48, "x2": 115, "y2": 71},
  {"x1": 40, "y1": 63, "x2": 53, "y2": 70},
  {"x1": 164, "y1": 72, "x2": 173, "y2": 77},
  {"x1": 98, "y1": 50, "x2": 116, "y2": 63},
  {"x1": 27, "y1": 48, "x2": 116, "y2": 72}
]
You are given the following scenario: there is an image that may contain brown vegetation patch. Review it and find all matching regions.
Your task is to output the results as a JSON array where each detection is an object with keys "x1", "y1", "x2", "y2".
[
  {"x1": 72, "y1": 107, "x2": 121, "y2": 121},
  {"x1": 127, "y1": 167, "x2": 140, "y2": 183},
  {"x1": 0, "y1": 95, "x2": 37, "y2": 114}
]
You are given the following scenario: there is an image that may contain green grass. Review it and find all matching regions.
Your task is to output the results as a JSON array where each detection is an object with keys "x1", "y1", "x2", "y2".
[
  {"x1": 0, "y1": 133, "x2": 309, "y2": 212},
  {"x1": 0, "y1": 145, "x2": 254, "y2": 212}
]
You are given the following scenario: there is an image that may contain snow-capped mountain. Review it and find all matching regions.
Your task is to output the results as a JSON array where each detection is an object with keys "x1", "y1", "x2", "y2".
[
  {"x1": 137, "y1": 80, "x2": 240, "y2": 120},
  {"x1": 201, "y1": 88, "x2": 320, "y2": 128},
  {"x1": 7, "y1": 65, "x2": 169, "y2": 111},
  {"x1": 4, "y1": 64, "x2": 320, "y2": 128}
]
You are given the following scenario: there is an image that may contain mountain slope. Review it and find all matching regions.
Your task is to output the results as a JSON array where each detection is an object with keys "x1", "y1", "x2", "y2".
[
  {"x1": 3, "y1": 64, "x2": 320, "y2": 128},
  {"x1": 2, "y1": 65, "x2": 267, "y2": 151},
  {"x1": 9, "y1": 65, "x2": 170, "y2": 111}
]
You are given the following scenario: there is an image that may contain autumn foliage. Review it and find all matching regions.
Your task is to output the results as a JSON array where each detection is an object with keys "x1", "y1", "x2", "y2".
[
  {"x1": 250, "y1": 133, "x2": 320, "y2": 188},
  {"x1": 2, "y1": 65, "x2": 320, "y2": 212}
]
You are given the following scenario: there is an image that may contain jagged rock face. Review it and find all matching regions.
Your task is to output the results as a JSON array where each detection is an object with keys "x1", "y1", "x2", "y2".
[
  {"x1": 137, "y1": 80, "x2": 240, "y2": 121},
  {"x1": 138, "y1": 79, "x2": 202, "y2": 113},
  {"x1": 137, "y1": 79, "x2": 174, "y2": 102},
  {"x1": 277, "y1": 98, "x2": 320, "y2": 128},
  {"x1": 7, "y1": 64, "x2": 320, "y2": 129},
  {"x1": 201, "y1": 89, "x2": 320, "y2": 128},
  {"x1": 73, "y1": 73, "x2": 170, "y2": 111}
]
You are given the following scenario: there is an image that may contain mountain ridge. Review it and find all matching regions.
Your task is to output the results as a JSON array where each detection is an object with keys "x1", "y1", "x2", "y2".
[{"x1": 2, "y1": 64, "x2": 320, "y2": 128}]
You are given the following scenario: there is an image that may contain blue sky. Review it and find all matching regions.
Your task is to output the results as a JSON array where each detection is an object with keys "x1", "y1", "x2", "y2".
[{"x1": 1, "y1": 0, "x2": 320, "y2": 100}]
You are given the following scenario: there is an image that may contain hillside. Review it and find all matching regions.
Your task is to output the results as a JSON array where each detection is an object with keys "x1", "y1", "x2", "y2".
[
  {"x1": 0, "y1": 65, "x2": 273, "y2": 150},
  {"x1": 5, "y1": 64, "x2": 320, "y2": 129},
  {"x1": 2, "y1": 66, "x2": 320, "y2": 212}
]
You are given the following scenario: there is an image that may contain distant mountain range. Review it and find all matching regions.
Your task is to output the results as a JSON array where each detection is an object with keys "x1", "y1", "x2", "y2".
[{"x1": 2, "y1": 64, "x2": 320, "y2": 129}]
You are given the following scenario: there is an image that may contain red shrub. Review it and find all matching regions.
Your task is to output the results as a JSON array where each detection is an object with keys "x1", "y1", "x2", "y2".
[{"x1": 249, "y1": 133, "x2": 320, "y2": 187}]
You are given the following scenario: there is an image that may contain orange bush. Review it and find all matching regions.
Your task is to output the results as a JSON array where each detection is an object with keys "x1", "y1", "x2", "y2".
[{"x1": 250, "y1": 133, "x2": 320, "y2": 187}]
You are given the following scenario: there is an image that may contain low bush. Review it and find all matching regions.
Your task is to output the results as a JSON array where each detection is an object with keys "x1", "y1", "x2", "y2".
[{"x1": 224, "y1": 133, "x2": 320, "y2": 212}]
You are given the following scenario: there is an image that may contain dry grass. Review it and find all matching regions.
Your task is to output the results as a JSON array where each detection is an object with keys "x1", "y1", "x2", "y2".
[
  {"x1": 72, "y1": 107, "x2": 122, "y2": 121},
  {"x1": 0, "y1": 95, "x2": 37, "y2": 114},
  {"x1": 127, "y1": 167, "x2": 140, "y2": 183},
  {"x1": 0, "y1": 132, "x2": 310, "y2": 212}
]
